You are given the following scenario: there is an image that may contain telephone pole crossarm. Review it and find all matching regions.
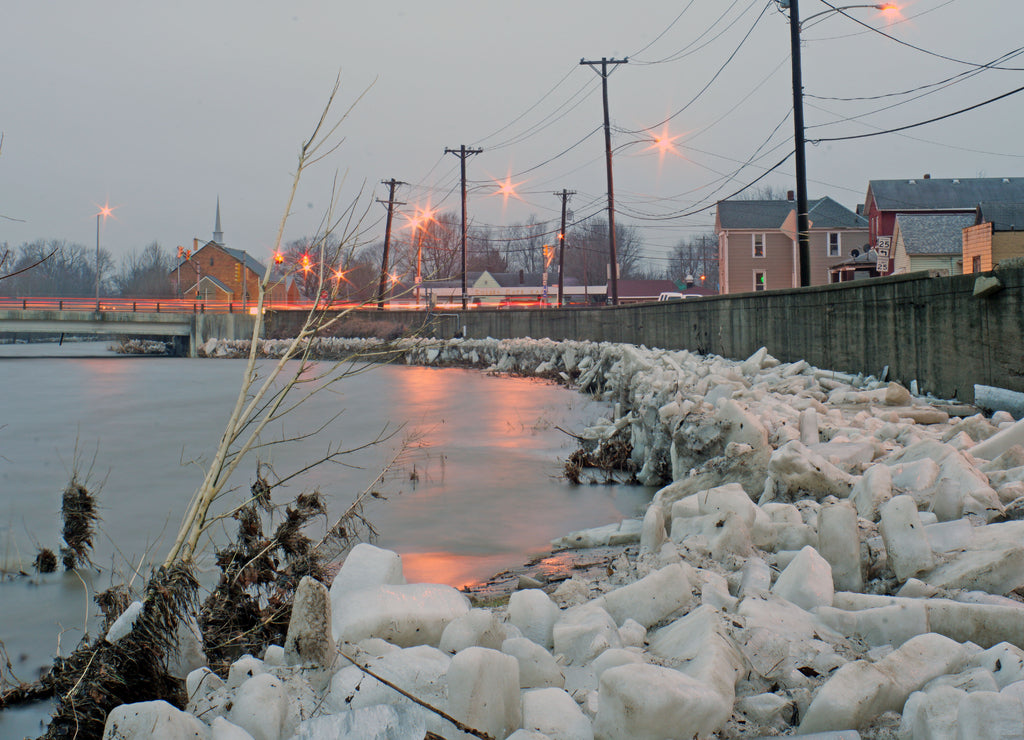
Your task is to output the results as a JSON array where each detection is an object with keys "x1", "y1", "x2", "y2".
[
  {"x1": 444, "y1": 145, "x2": 483, "y2": 310},
  {"x1": 580, "y1": 57, "x2": 628, "y2": 305}
]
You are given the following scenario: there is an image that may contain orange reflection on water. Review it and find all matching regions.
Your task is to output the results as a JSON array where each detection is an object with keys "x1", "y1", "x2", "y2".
[{"x1": 401, "y1": 550, "x2": 519, "y2": 590}]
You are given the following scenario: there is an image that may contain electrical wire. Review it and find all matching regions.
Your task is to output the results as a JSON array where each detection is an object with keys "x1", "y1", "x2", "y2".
[
  {"x1": 816, "y1": 0, "x2": 1024, "y2": 71},
  {"x1": 809, "y1": 82, "x2": 1024, "y2": 143}
]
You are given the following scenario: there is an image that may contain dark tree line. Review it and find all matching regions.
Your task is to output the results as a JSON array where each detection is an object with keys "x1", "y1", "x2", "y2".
[{"x1": 0, "y1": 240, "x2": 175, "y2": 297}]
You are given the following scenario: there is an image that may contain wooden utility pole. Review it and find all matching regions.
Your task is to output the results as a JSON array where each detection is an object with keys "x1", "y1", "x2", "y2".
[
  {"x1": 376, "y1": 178, "x2": 406, "y2": 311},
  {"x1": 444, "y1": 145, "x2": 483, "y2": 310},
  {"x1": 554, "y1": 189, "x2": 575, "y2": 307},
  {"x1": 580, "y1": 56, "x2": 627, "y2": 305}
]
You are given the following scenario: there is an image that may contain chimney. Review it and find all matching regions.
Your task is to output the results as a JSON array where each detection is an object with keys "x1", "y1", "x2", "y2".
[
  {"x1": 923, "y1": 173, "x2": 931, "y2": 179},
  {"x1": 787, "y1": 190, "x2": 795, "y2": 201}
]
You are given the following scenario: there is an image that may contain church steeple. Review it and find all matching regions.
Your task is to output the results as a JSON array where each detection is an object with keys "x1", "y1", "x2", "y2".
[{"x1": 213, "y1": 197, "x2": 224, "y2": 245}]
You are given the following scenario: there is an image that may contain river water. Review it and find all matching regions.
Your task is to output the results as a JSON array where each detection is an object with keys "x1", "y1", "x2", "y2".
[{"x1": 0, "y1": 341, "x2": 649, "y2": 737}]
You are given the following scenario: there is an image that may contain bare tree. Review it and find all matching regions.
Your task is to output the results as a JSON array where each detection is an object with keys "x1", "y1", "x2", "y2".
[
  {"x1": 114, "y1": 242, "x2": 175, "y2": 297},
  {"x1": 0, "y1": 240, "x2": 111, "y2": 297},
  {"x1": 666, "y1": 232, "x2": 720, "y2": 291}
]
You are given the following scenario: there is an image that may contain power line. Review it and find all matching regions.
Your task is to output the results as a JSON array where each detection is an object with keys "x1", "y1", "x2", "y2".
[{"x1": 809, "y1": 82, "x2": 1024, "y2": 144}]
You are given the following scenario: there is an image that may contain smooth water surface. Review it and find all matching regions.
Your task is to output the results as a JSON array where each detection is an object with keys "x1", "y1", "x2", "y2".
[{"x1": 0, "y1": 342, "x2": 649, "y2": 736}]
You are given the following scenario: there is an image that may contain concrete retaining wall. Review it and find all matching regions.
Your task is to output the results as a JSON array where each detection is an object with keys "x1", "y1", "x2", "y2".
[{"x1": 265, "y1": 268, "x2": 1024, "y2": 404}]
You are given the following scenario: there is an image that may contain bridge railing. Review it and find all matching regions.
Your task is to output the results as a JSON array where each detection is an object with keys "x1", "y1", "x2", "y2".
[{"x1": 0, "y1": 297, "x2": 319, "y2": 314}]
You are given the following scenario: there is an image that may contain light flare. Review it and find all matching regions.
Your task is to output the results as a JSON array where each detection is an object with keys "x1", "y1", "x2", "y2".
[{"x1": 490, "y1": 173, "x2": 526, "y2": 206}]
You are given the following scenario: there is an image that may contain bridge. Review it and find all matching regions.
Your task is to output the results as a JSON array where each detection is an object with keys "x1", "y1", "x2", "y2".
[{"x1": 0, "y1": 298, "x2": 262, "y2": 357}]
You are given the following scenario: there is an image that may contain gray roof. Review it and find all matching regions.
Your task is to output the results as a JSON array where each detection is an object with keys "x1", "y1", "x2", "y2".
[
  {"x1": 222, "y1": 246, "x2": 268, "y2": 276},
  {"x1": 868, "y1": 178, "x2": 1024, "y2": 211},
  {"x1": 894, "y1": 213, "x2": 976, "y2": 255},
  {"x1": 717, "y1": 196, "x2": 866, "y2": 230},
  {"x1": 977, "y1": 202, "x2": 1024, "y2": 232}
]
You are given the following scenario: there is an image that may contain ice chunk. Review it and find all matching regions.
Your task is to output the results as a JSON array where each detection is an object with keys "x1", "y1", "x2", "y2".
[
  {"x1": 502, "y1": 637, "x2": 564, "y2": 689},
  {"x1": 521, "y1": 687, "x2": 593, "y2": 740},
  {"x1": 228, "y1": 673, "x2": 288, "y2": 740},
  {"x1": 956, "y1": 690, "x2": 1024, "y2": 739},
  {"x1": 331, "y1": 583, "x2": 470, "y2": 647},
  {"x1": 879, "y1": 495, "x2": 935, "y2": 582},
  {"x1": 593, "y1": 663, "x2": 729, "y2": 740},
  {"x1": 818, "y1": 501, "x2": 863, "y2": 592},
  {"x1": 439, "y1": 608, "x2": 506, "y2": 654},
  {"x1": 508, "y1": 589, "x2": 560, "y2": 650},
  {"x1": 291, "y1": 705, "x2": 427, "y2": 740},
  {"x1": 323, "y1": 645, "x2": 450, "y2": 714},
  {"x1": 446, "y1": 647, "x2": 521, "y2": 740},
  {"x1": 102, "y1": 700, "x2": 209, "y2": 740},
  {"x1": 329, "y1": 543, "x2": 405, "y2": 602},
  {"x1": 771, "y1": 546, "x2": 835, "y2": 611},
  {"x1": 552, "y1": 603, "x2": 623, "y2": 665},
  {"x1": 590, "y1": 562, "x2": 693, "y2": 628}
]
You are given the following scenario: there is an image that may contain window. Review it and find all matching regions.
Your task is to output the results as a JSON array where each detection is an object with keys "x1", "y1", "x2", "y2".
[
  {"x1": 827, "y1": 232, "x2": 841, "y2": 257},
  {"x1": 972, "y1": 256, "x2": 981, "y2": 273},
  {"x1": 754, "y1": 270, "x2": 766, "y2": 291},
  {"x1": 752, "y1": 233, "x2": 766, "y2": 258},
  {"x1": 209, "y1": 257, "x2": 215, "y2": 267}
]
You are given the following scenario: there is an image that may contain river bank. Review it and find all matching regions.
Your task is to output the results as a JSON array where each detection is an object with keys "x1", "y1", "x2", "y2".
[{"x1": 25, "y1": 335, "x2": 1024, "y2": 738}]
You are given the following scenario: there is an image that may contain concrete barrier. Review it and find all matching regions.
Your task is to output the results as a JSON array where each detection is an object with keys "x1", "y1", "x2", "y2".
[{"x1": 264, "y1": 268, "x2": 1024, "y2": 404}]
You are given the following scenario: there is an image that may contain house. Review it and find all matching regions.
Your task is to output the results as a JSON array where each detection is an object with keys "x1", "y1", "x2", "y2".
[
  {"x1": 172, "y1": 203, "x2": 301, "y2": 304},
  {"x1": 962, "y1": 202, "x2": 1024, "y2": 274},
  {"x1": 828, "y1": 245, "x2": 882, "y2": 283},
  {"x1": 715, "y1": 195, "x2": 868, "y2": 293},
  {"x1": 862, "y1": 177, "x2": 1024, "y2": 273},
  {"x1": 890, "y1": 213, "x2": 975, "y2": 276}
]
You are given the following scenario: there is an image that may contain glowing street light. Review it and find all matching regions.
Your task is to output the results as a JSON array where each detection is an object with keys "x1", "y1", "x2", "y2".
[
  {"x1": 776, "y1": 0, "x2": 898, "y2": 286},
  {"x1": 95, "y1": 202, "x2": 114, "y2": 311},
  {"x1": 404, "y1": 205, "x2": 437, "y2": 307}
]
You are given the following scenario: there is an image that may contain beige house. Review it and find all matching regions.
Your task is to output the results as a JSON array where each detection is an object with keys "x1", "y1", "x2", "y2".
[
  {"x1": 962, "y1": 203, "x2": 1024, "y2": 274},
  {"x1": 715, "y1": 196, "x2": 868, "y2": 293},
  {"x1": 890, "y1": 213, "x2": 974, "y2": 276}
]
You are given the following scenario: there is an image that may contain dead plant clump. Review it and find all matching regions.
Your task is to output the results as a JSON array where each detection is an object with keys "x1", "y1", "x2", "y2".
[
  {"x1": 60, "y1": 479, "x2": 99, "y2": 570},
  {"x1": 563, "y1": 433, "x2": 639, "y2": 484},
  {"x1": 41, "y1": 562, "x2": 198, "y2": 740},
  {"x1": 33, "y1": 547, "x2": 57, "y2": 573},
  {"x1": 200, "y1": 483, "x2": 330, "y2": 675}
]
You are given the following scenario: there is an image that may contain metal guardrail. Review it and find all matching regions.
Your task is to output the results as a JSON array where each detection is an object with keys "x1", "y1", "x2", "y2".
[{"x1": 0, "y1": 297, "x2": 317, "y2": 314}]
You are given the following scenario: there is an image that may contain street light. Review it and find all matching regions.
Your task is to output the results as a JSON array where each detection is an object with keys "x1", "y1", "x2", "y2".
[
  {"x1": 778, "y1": 0, "x2": 896, "y2": 287},
  {"x1": 95, "y1": 203, "x2": 113, "y2": 310}
]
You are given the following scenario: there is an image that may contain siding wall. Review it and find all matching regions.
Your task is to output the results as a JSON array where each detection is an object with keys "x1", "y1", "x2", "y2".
[{"x1": 962, "y1": 223, "x2": 993, "y2": 274}]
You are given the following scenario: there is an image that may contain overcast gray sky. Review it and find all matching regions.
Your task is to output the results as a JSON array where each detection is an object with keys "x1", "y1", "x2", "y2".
[{"x1": 2, "y1": 1, "x2": 1022, "y2": 271}]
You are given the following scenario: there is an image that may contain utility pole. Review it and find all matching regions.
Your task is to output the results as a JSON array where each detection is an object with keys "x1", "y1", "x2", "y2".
[
  {"x1": 784, "y1": 0, "x2": 811, "y2": 287},
  {"x1": 445, "y1": 145, "x2": 482, "y2": 309},
  {"x1": 580, "y1": 56, "x2": 627, "y2": 305},
  {"x1": 376, "y1": 178, "x2": 406, "y2": 311},
  {"x1": 554, "y1": 189, "x2": 575, "y2": 307}
]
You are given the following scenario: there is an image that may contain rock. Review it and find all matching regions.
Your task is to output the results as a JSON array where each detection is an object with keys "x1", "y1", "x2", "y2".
[
  {"x1": 593, "y1": 663, "x2": 730, "y2": 740},
  {"x1": 879, "y1": 495, "x2": 935, "y2": 582},
  {"x1": 521, "y1": 687, "x2": 593, "y2": 740},
  {"x1": 331, "y1": 583, "x2": 470, "y2": 647},
  {"x1": 284, "y1": 576, "x2": 335, "y2": 669},
  {"x1": 446, "y1": 647, "x2": 521, "y2": 740},
  {"x1": 771, "y1": 546, "x2": 835, "y2": 611},
  {"x1": 973, "y1": 274, "x2": 1004, "y2": 297},
  {"x1": 508, "y1": 589, "x2": 560, "y2": 650}
]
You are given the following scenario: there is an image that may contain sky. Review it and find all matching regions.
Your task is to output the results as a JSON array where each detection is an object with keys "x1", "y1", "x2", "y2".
[{"x1": 2, "y1": 0, "x2": 1023, "y2": 273}]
